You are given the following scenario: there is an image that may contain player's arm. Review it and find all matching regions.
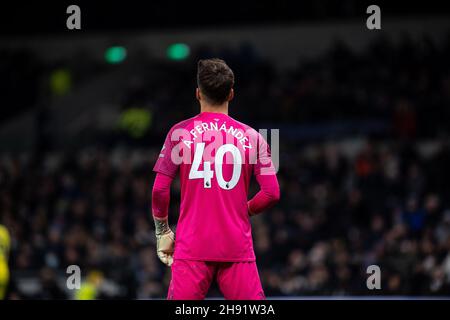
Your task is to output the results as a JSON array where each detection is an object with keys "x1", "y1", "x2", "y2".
[
  {"x1": 152, "y1": 172, "x2": 175, "y2": 267},
  {"x1": 248, "y1": 174, "x2": 280, "y2": 215},
  {"x1": 248, "y1": 131, "x2": 280, "y2": 215},
  {"x1": 151, "y1": 126, "x2": 181, "y2": 266}
]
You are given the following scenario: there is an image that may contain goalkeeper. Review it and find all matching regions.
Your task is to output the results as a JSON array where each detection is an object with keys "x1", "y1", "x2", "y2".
[{"x1": 151, "y1": 59, "x2": 280, "y2": 300}]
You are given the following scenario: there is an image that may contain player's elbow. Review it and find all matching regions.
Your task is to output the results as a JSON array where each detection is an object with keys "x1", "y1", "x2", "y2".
[
  {"x1": 269, "y1": 186, "x2": 281, "y2": 204},
  {"x1": 152, "y1": 173, "x2": 172, "y2": 196},
  {"x1": 152, "y1": 183, "x2": 169, "y2": 198},
  {"x1": 151, "y1": 174, "x2": 172, "y2": 206},
  {"x1": 264, "y1": 184, "x2": 280, "y2": 205},
  {"x1": 260, "y1": 175, "x2": 280, "y2": 205}
]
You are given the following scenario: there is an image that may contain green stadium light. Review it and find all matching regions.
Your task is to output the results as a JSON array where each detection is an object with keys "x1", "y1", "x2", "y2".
[
  {"x1": 167, "y1": 43, "x2": 190, "y2": 61},
  {"x1": 104, "y1": 46, "x2": 127, "y2": 64}
]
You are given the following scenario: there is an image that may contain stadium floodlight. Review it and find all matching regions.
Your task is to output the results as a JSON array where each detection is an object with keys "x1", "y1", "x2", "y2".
[
  {"x1": 167, "y1": 43, "x2": 190, "y2": 60},
  {"x1": 104, "y1": 46, "x2": 127, "y2": 64}
]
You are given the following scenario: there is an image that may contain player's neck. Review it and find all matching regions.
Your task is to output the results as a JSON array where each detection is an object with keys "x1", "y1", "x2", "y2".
[{"x1": 200, "y1": 103, "x2": 229, "y2": 115}]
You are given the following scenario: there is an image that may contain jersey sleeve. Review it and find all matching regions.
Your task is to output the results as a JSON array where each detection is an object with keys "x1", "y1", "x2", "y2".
[
  {"x1": 253, "y1": 132, "x2": 277, "y2": 176},
  {"x1": 151, "y1": 172, "x2": 174, "y2": 218},
  {"x1": 153, "y1": 128, "x2": 179, "y2": 178},
  {"x1": 248, "y1": 174, "x2": 280, "y2": 215}
]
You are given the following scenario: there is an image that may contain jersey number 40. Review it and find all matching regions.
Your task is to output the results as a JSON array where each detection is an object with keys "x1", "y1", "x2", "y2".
[{"x1": 189, "y1": 142, "x2": 242, "y2": 190}]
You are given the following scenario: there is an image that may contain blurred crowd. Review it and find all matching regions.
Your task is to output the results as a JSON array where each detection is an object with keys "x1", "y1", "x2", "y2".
[
  {"x1": 1, "y1": 139, "x2": 450, "y2": 298},
  {"x1": 1, "y1": 33, "x2": 450, "y2": 298},
  {"x1": 259, "y1": 139, "x2": 450, "y2": 296}
]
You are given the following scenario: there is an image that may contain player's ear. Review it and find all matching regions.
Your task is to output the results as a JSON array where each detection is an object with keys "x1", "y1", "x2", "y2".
[
  {"x1": 196, "y1": 88, "x2": 201, "y2": 101},
  {"x1": 228, "y1": 89, "x2": 234, "y2": 101}
]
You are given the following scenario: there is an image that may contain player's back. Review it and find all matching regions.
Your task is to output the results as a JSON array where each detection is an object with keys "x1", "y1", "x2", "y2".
[{"x1": 154, "y1": 111, "x2": 271, "y2": 261}]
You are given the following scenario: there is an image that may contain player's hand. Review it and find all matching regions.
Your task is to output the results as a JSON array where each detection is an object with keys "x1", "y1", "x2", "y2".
[{"x1": 156, "y1": 229, "x2": 175, "y2": 267}]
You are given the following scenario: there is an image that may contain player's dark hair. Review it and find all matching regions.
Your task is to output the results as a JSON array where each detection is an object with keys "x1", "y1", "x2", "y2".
[{"x1": 197, "y1": 58, "x2": 234, "y2": 105}]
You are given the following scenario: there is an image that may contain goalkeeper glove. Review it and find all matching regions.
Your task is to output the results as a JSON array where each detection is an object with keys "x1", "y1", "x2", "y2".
[{"x1": 154, "y1": 217, "x2": 175, "y2": 267}]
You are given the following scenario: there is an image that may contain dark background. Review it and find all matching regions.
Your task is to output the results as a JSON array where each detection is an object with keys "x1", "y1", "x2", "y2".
[
  {"x1": 1, "y1": 1, "x2": 450, "y2": 299},
  {"x1": 1, "y1": 1, "x2": 450, "y2": 35}
]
